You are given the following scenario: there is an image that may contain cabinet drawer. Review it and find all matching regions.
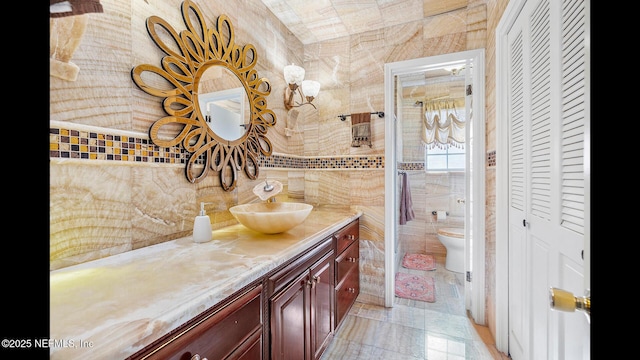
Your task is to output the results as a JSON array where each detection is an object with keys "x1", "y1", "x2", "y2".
[
  {"x1": 335, "y1": 241, "x2": 359, "y2": 283},
  {"x1": 334, "y1": 219, "x2": 359, "y2": 255},
  {"x1": 335, "y1": 267, "x2": 359, "y2": 328},
  {"x1": 129, "y1": 284, "x2": 263, "y2": 360},
  {"x1": 232, "y1": 329, "x2": 262, "y2": 360}
]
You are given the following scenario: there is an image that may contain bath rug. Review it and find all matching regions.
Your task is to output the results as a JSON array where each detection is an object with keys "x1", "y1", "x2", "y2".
[
  {"x1": 402, "y1": 253, "x2": 436, "y2": 271},
  {"x1": 395, "y1": 272, "x2": 435, "y2": 302}
]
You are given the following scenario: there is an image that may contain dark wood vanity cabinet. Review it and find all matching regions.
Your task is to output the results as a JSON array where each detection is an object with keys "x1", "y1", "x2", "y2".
[
  {"x1": 334, "y1": 218, "x2": 360, "y2": 329},
  {"x1": 127, "y1": 284, "x2": 263, "y2": 360},
  {"x1": 268, "y1": 237, "x2": 334, "y2": 360},
  {"x1": 127, "y1": 218, "x2": 360, "y2": 360}
]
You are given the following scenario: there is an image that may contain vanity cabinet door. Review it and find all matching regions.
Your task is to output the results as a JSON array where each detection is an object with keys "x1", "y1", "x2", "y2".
[
  {"x1": 270, "y1": 271, "x2": 308, "y2": 360},
  {"x1": 269, "y1": 239, "x2": 334, "y2": 360},
  {"x1": 309, "y1": 250, "x2": 334, "y2": 360},
  {"x1": 127, "y1": 284, "x2": 263, "y2": 360}
]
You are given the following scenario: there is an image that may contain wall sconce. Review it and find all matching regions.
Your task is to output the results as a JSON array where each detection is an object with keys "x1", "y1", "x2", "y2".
[{"x1": 283, "y1": 63, "x2": 320, "y2": 110}]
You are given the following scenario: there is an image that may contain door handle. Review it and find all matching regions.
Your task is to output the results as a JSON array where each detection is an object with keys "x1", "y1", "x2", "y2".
[{"x1": 549, "y1": 287, "x2": 590, "y2": 323}]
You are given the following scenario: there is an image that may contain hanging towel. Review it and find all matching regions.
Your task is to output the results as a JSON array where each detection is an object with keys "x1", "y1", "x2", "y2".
[
  {"x1": 50, "y1": 0, "x2": 104, "y2": 18},
  {"x1": 351, "y1": 113, "x2": 372, "y2": 147},
  {"x1": 399, "y1": 172, "x2": 415, "y2": 225}
]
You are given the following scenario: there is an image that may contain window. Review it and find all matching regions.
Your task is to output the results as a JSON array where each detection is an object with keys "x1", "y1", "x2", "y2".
[
  {"x1": 425, "y1": 145, "x2": 465, "y2": 171},
  {"x1": 420, "y1": 98, "x2": 466, "y2": 171}
]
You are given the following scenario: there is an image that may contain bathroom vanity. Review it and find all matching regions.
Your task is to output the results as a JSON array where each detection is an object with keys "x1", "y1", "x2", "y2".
[{"x1": 49, "y1": 207, "x2": 361, "y2": 360}]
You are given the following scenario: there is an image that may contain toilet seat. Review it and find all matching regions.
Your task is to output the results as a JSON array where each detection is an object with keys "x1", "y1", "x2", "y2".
[{"x1": 437, "y1": 228, "x2": 464, "y2": 239}]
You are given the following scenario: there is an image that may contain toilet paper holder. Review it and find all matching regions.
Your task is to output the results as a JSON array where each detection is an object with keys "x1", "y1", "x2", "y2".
[{"x1": 431, "y1": 211, "x2": 449, "y2": 216}]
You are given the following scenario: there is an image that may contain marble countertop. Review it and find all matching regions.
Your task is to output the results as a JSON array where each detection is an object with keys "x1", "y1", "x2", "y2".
[{"x1": 50, "y1": 206, "x2": 361, "y2": 359}]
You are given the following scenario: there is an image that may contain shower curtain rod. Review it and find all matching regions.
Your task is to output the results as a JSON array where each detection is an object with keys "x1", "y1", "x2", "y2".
[{"x1": 338, "y1": 111, "x2": 385, "y2": 121}]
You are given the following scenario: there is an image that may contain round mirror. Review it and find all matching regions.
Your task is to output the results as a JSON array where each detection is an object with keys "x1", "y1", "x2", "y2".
[
  {"x1": 196, "y1": 63, "x2": 251, "y2": 142},
  {"x1": 131, "y1": 1, "x2": 276, "y2": 189}
]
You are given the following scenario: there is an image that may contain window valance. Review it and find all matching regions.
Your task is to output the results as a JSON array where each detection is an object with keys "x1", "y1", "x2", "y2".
[{"x1": 421, "y1": 99, "x2": 465, "y2": 149}]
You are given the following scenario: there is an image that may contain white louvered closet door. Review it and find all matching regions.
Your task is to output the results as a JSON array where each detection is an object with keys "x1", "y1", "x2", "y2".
[{"x1": 506, "y1": 0, "x2": 589, "y2": 359}]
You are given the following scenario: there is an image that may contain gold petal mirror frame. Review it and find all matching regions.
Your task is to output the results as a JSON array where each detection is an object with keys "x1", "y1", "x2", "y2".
[{"x1": 131, "y1": 0, "x2": 276, "y2": 190}]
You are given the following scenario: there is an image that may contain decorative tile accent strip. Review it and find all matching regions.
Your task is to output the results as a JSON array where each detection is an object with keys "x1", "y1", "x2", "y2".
[
  {"x1": 487, "y1": 150, "x2": 496, "y2": 167},
  {"x1": 50, "y1": 125, "x2": 385, "y2": 170},
  {"x1": 398, "y1": 162, "x2": 424, "y2": 171},
  {"x1": 261, "y1": 154, "x2": 385, "y2": 169},
  {"x1": 50, "y1": 127, "x2": 195, "y2": 163}
]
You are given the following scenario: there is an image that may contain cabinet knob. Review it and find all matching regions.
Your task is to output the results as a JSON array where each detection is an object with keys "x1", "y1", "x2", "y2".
[
  {"x1": 307, "y1": 276, "x2": 320, "y2": 288},
  {"x1": 192, "y1": 355, "x2": 208, "y2": 360},
  {"x1": 347, "y1": 234, "x2": 355, "y2": 240},
  {"x1": 347, "y1": 257, "x2": 358, "y2": 262},
  {"x1": 347, "y1": 288, "x2": 356, "y2": 293}
]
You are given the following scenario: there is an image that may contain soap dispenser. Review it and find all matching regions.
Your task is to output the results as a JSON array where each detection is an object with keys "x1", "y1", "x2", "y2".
[{"x1": 193, "y1": 202, "x2": 212, "y2": 243}]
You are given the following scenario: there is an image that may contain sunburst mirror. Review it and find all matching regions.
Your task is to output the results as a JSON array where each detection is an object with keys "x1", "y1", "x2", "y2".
[{"x1": 131, "y1": 0, "x2": 275, "y2": 190}]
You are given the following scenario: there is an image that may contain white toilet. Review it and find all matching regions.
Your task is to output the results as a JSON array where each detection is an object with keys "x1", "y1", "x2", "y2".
[{"x1": 437, "y1": 227, "x2": 465, "y2": 273}]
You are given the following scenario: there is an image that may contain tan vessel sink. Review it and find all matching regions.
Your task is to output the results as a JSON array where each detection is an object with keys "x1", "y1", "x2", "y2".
[{"x1": 229, "y1": 202, "x2": 313, "y2": 234}]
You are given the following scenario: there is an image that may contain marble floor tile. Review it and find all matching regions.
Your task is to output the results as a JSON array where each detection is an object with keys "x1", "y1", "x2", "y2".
[{"x1": 321, "y1": 256, "x2": 505, "y2": 360}]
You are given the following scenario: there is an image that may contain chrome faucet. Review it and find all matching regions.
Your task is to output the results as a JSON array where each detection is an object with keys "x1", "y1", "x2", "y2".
[
  {"x1": 264, "y1": 180, "x2": 276, "y2": 202},
  {"x1": 253, "y1": 178, "x2": 281, "y2": 202},
  {"x1": 264, "y1": 179, "x2": 274, "y2": 192}
]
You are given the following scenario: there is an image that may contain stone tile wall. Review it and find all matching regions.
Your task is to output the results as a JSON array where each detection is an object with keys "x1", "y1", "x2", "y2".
[{"x1": 50, "y1": 0, "x2": 498, "y2": 313}]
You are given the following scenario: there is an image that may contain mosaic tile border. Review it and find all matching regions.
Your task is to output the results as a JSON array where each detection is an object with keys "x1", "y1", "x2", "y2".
[
  {"x1": 261, "y1": 154, "x2": 384, "y2": 169},
  {"x1": 49, "y1": 127, "x2": 191, "y2": 163},
  {"x1": 487, "y1": 150, "x2": 496, "y2": 167},
  {"x1": 50, "y1": 126, "x2": 385, "y2": 170},
  {"x1": 397, "y1": 162, "x2": 424, "y2": 171},
  {"x1": 396, "y1": 155, "x2": 497, "y2": 171}
]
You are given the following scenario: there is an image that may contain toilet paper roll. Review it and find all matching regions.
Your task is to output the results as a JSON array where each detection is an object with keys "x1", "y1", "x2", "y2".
[{"x1": 436, "y1": 210, "x2": 447, "y2": 221}]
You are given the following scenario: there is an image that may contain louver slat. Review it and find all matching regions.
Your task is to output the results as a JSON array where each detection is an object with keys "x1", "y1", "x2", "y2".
[
  {"x1": 529, "y1": 0, "x2": 551, "y2": 220},
  {"x1": 510, "y1": 32, "x2": 525, "y2": 211},
  {"x1": 560, "y1": 0, "x2": 586, "y2": 234}
]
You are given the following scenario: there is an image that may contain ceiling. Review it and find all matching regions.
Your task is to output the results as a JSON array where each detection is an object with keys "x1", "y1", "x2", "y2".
[
  {"x1": 259, "y1": 0, "x2": 427, "y2": 45},
  {"x1": 259, "y1": 0, "x2": 469, "y2": 83}
]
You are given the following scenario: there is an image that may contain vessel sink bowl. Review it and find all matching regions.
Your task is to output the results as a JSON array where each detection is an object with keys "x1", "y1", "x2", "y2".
[{"x1": 229, "y1": 202, "x2": 313, "y2": 234}]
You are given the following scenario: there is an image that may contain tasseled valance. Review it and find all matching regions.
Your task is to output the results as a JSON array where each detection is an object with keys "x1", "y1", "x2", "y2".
[{"x1": 420, "y1": 99, "x2": 465, "y2": 150}]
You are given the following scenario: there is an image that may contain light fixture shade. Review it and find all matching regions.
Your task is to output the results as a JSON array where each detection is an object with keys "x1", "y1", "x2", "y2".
[
  {"x1": 301, "y1": 80, "x2": 320, "y2": 97},
  {"x1": 443, "y1": 65, "x2": 465, "y2": 75},
  {"x1": 284, "y1": 63, "x2": 305, "y2": 85}
]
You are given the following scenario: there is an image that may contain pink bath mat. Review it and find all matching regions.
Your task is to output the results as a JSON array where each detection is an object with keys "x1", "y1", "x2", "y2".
[
  {"x1": 395, "y1": 272, "x2": 435, "y2": 302},
  {"x1": 402, "y1": 253, "x2": 436, "y2": 271}
]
